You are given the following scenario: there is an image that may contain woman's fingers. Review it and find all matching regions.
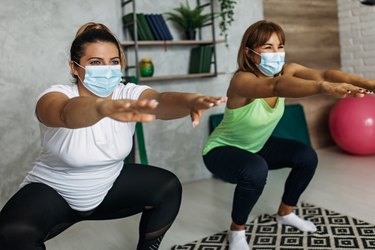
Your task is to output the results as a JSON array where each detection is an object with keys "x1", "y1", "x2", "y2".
[
  {"x1": 119, "y1": 112, "x2": 156, "y2": 122},
  {"x1": 189, "y1": 96, "x2": 226, "y2": 127},
  {"x1": 116, "y1": 99, "x2": 159, "y2": 112},
  {"x1": 330, "y1": 83, "x2": 373, "y2": 99},
  {"x1": 195, "y1": 96, "x2": 227, "y2": 110},
  {"x1": 108, "y1": 99, "x2": 158, "y2": 122},
  {"x1": 204, "y1": 96, "x2": 228, "y2": 105},
  {"x1": 190, "y1": 110, "x2": 202, "y2": 128},
  {"x1": 343, "y1": 85, "x2": 373, "y2": 98}
]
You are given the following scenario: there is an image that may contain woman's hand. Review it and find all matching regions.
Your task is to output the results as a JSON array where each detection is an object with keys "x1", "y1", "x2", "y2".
[
  {"x1": 189, "y1": 96, "x2": 227, "y2": 127},
  {"x1": 319, "y1": 81, "x2": 373, "y2": 99},
  {"x1": 97, "y1": 98, "x2": 159, "y2": 123}
]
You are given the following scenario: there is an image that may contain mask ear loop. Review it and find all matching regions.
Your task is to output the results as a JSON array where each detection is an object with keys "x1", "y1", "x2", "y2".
[
  {"x1": 245, "y1": 47, "x2": 256, "y2": 63},
  {"x1": 249, "y1": 48, "x2": 261, "y2": 56},
  {"x1": 73, "y1": 61, "x2": 85, "y2": 70},
  {"x1": 73, "y1": 61, "x2": 85, "y2": 84}
]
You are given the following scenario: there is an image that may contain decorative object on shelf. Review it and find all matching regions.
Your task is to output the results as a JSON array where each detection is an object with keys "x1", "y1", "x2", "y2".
[
  {"x1": 165, "y1": 1, "x2": 213, "y2": 40},
  {"x1": 217, "y1": 0, "x2": 237, "y2": 45},
  {"x1": 139, "y1": 58, "x2": 154, "y2": 77}
]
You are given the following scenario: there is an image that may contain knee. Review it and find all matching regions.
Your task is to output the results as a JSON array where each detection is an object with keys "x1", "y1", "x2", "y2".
[
  {"x1": 303, "y1": 146, "x2": 318, "y2": 169},
  {"x1": 238, "y1": 159, "x2": 268, "y2": 190},
  {"x1": 159, "y1": 171, "x2": 182, "y2": 204},
  {"x1": 168, "y1": 173, "x2": 182, "y2": 198},
  {"x1": 297, "y1": 145, "x2": 318, "y2": 172},
  {"x1": 0, "y1": 222, "x2": 42, "y2": 248}
]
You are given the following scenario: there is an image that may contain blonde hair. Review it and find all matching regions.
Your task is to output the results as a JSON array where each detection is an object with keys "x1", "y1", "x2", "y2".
[
  {"x1": 236, "y1": 20, "x2": 285, "y2": 76},
  {"x1": 70, "y1": 22, "x2": 126, "y2": 81}
]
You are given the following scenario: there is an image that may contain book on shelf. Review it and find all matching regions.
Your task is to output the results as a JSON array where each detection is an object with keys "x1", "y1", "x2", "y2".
[
  {"x1": 122, "y1": 13, "x2": 173, "y2": 41},
  {"x1": 122, "y1": 13, "x2": 146, "y2": 40},
  {"x1": 189, "y1": 46, "x2": 204, "y2": 74},
  {"x1": 136, "y1": 13, "x2": 155, "y2": 40},
  {"x1": 188, "y1": 45, "x2": 214, "y2": 74},
  {"x1": 145, "y1": 14, "x2": 163, "y2": 40},
  {"x1": 122, "y1": 13, "x2": 135, "y2": 40},
  {"x1": 154, "y1": 14, "x2": 173, "y2": 40},
  {"x1": 201, "y1": 45, "x2": 213, "y2": 73}
]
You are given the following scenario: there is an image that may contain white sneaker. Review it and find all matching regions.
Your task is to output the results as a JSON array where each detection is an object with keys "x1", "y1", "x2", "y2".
[
  {"x1": 276, "y1": 212, "x2": 317, "y2": 232},
  {"x1": 227, "y1": 230, "x2": 250, "y2": 250}
]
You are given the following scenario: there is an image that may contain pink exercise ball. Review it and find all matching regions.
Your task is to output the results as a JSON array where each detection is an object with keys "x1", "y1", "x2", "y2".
[{"x1": 329, "y1": 95, "x2": 375, "y2": 155}]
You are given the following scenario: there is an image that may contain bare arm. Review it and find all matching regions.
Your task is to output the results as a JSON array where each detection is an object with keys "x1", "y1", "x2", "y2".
[
  {"x1": 323, "y1": 69, "x2": 375, "y2": 91},
  {"x1": 289, "y1": 63, "x2": 375, "y2": 91},
  {"x1": 139, "y1": 89, "x2": 227, "y2": 126},
  {"x1": 36, "y1": 92, "x2": 158, "y2": 129},
  {"x1": 229, "y1": 68, "x2": 367, "y2": 100},
  {"x1": 229, "y1": 72, "x2": 323, "y2": 99}
]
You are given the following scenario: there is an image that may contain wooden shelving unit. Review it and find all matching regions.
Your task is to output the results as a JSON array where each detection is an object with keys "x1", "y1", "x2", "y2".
[
  {"x1": 120, "y1": 39, "x2": 225, "y2": 47},
  {"x1": 121, "y1": 0, "x2": 219, "y2": 83}
]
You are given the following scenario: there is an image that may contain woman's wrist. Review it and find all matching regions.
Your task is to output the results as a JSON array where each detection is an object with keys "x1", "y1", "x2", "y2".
[
  {"x1": 317, "y1": 80, "x2": 326, "y2": 94},
  {"x1": 95, "y1": 98, "x2": 111, "y2": 118},
  {"x1": 365, "y1": 79, "x2": 375, "y2": 91}
]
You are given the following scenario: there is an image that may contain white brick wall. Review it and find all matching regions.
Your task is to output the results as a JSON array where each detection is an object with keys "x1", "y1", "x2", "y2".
[{"x1": 338, "y1": 0, "x2": 375, "y2": 78}]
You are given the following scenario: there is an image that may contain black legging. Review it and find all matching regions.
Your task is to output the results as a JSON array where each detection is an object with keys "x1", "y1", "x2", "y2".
[
  {"x1": 203, "y1": 136, "x2": 318, "y2": 225},
  {"x1": 0, "y1": 164, "x2": 182, "y2": 250}
]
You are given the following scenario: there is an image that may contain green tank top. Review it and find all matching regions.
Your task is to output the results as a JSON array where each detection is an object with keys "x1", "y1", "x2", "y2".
[{"x1": 203, "y1": 97, "x2": 285, "y2": 155}]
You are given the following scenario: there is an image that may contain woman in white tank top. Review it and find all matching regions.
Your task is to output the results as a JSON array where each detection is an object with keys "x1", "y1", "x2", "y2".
[{"x1": 0, "y1": 22, "x2": 226, "y2": 250}]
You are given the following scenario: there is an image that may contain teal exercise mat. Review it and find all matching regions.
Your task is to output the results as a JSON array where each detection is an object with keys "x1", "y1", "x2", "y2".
[
  {"x1": 209, "y1": 103, "x2": 311, "y2": 146},
  {"x1": 272, "y1": 103, "x2": 311, "y2": 146}
]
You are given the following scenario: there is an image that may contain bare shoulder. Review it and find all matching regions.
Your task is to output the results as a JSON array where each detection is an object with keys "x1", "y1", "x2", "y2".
[
  {"x1": 227, "y1": 71, "x2": 258, "y2": 104},
  {"x1": 230, "y1": 71, "x2": 258, "y2": 88}
]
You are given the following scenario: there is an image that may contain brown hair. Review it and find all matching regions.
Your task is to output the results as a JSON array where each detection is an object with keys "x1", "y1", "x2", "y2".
[
  {"x1": 70, "y1": 22, "x2": 126, "y2": 82},
  {"x1": 236, "y1": 20, "x2": 285, "y2": 76}
]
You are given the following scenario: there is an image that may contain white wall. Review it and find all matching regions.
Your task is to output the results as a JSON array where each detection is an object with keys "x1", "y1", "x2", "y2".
[
  {"x1": 338, "y1": 0, "x2": 375, "y2": 79},
  {"x1": 0, "y1": 0, "x2": 122, "y2": 207},
  {"x1": 0, "y1": 0, "x2": 263, "y2": 207}
]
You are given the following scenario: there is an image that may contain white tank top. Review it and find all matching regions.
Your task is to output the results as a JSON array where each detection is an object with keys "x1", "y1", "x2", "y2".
[{"x1": 21, "y1": 83, "x2": 150, "y2": 211}]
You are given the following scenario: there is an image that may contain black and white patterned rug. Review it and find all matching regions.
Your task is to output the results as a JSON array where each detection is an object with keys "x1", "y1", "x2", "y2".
[{"x1": 171, "y1": 202, "x2": 375, "y2": 249}]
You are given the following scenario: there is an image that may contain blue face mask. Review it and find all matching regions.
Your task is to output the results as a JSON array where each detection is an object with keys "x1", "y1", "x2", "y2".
[
  {"x1": 251, "y1": 50, "x2": 285, "y2": 77},
  {"x1": 75, "y1": 63, "x2": 123, "y2": 97}
]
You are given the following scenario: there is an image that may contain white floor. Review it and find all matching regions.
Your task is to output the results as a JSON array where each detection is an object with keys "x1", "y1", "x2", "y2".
[{"x1": 45, "y1": 146, "x2": 375, "y2": 250}]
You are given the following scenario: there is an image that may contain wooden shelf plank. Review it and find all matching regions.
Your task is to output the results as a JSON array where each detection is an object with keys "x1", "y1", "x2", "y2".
[
  {"x1": 121, "y1": 39, "x2": 225, "y2": 47},
  {"x1": 138, "y1": 72, "x2": 223, "y2": 82}
]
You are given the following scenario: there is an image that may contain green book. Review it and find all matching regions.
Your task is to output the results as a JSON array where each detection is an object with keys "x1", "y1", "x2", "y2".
[
  {"x1": 198, "y1": 46, "x2": 206, "y2": 73},
  {"x1": 123, "y1": 13, "x2": 147, "y2": 41},
  {"x1": 137, "y1": 13, "x2": 155, "y2": 40},
  {"x1": 202, "y1": 45, "x2": 213, "y2": 73},
  {"x1": 122, "y1": 13, "x2": 136, "y2": 40},
  {"x1": 135, "y1": 14, "x2": 147, "y2": 40},
  {"x1": 189, "y1": 46, "x2": 204, "y2": 74}
]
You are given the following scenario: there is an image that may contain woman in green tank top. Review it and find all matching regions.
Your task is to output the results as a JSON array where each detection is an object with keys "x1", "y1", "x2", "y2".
[{"x1": 203, "y1": 20, "x2": 375, "y2": 250}]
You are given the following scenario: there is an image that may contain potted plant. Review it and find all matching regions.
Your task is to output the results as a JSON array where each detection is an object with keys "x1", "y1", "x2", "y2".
[
  {"x1": 218, "y1": 0, "x2": 237, "y2": 44},
  {"x1": 165, "y1": 1, "x2": 213, "y2": 40}
]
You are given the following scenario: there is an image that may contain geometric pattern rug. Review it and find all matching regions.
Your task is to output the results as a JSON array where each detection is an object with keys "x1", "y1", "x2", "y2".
[{"x1": 171, "y1": 202, "x2": 375, "y2": 249}]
